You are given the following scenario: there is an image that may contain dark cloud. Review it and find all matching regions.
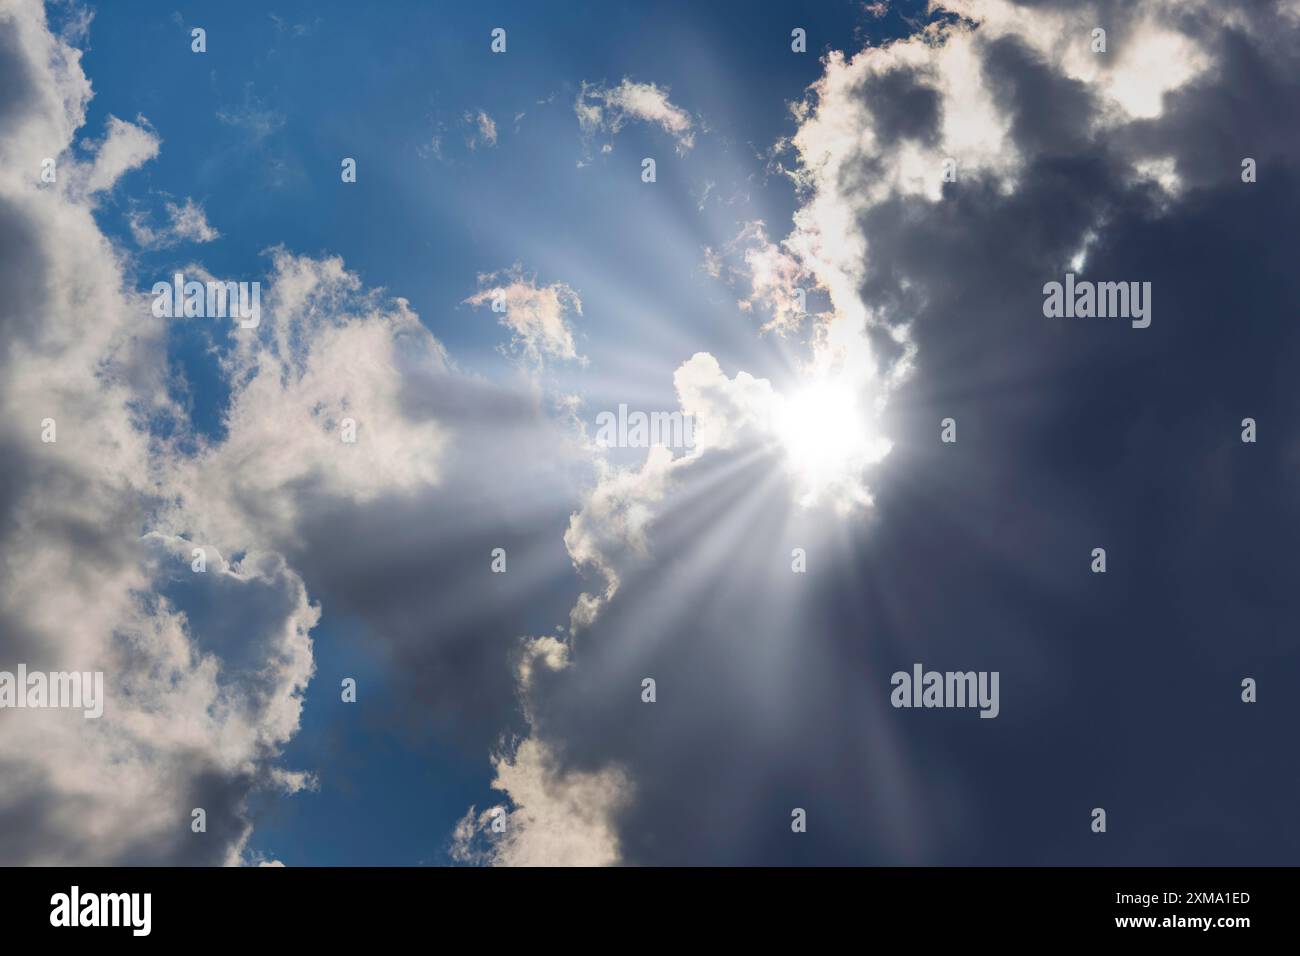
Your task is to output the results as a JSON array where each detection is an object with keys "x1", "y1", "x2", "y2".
[
  {"x1": 272, "y1": 385, "x2": 591, "y2": 756},
  {"x1": 981, "y1": 35, "x2": 1099, "y2": 157},
  {"x1": 0, "y1": 26, "x2": 37, "y2": 129},
  {"x1": 116, "y1": 766, "x2": 259, "y2": 866},
  {"x1": 513, "y1": 0, "x2": 1300, "y2": 864},
  {"x1": 862, "y1": 65, "x2": 943, "y2": 147}
]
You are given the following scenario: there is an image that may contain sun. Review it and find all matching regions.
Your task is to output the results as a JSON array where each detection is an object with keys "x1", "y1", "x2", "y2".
[
  {"x1": 773, "y1": 376, "x2": 892, "y2": 509},
  {"x1": 776, "y1": 379, "x2": 863, "y2": 475}
]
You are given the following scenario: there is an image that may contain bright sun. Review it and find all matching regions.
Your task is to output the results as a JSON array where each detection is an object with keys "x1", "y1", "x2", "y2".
[{"x1": 773, "y1": 377, "x2": 890, "y2": 508}]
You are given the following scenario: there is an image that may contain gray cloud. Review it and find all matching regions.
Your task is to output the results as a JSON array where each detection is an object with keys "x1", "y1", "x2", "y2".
[{"x1": 465, "y1": 0, "x2": 1300, "y2": 865}]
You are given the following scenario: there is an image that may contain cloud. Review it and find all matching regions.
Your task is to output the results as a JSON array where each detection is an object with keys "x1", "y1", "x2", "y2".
[
  {"x1": 450, "y1": 737, "x2": 629, "y2": 866},
  {"x1": 704, "y1": 220, "x2": 813, "y2": 335},
  {"x1": 417, "y1": 128, "x2": 445, "y2": 161},
  {"x1": 559, "y1": 345, "x2": 886, "y2": 627},
  {"x1": 149, "y1": 246, "x2": 601, "y2": 757},
  {"x1": 157, "y1": 249, "x2": 452, "y2": 550},
  {"x1": 129, "y1": 197, "x2": 219, "y2": 249},
  {"x1": 0, "y1": 3, "x2": 592, "y2": 864},
  {"x1": 701, "y1": 0, "x2": 1274, "y2": 514},
  {"x1": 216, "y1": 84, "x2": 285, "y2": 142},
  {"x1": 464, "y1": 266, "x2": 585, "y2": 367},
  {"x1": 0, "y1": 1, "x2": 325, "y2": 865},
  {"x1": 461, "y1": 0, "x2": 1300, "y2": 866},
  {"x1": 3, "y1": 0, "x2": 606, "y2": 873},
  {"x1": 83, "y1": 114, "x2": 160, "y2": 194},
  {"x1": 576, "y1": 78, "x2": 696, "y2": 154},
  {"x1": 563, "y1": 444, "x2": 677, "y2": 630},
  {"x1": 465, "y1": 109, "x2": 498, "y2": 149}
]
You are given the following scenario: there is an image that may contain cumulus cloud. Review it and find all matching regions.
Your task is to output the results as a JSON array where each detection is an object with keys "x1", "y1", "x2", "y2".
[
  {"x1": 563, "y1": 444, "x2": 677, "y2": 630},
  {"x1": 450, "y1": 737, "x2": 629, "y2": 866},
  {"x1": 702, "y1": 0, "x2": 1276, "y2": 514},
  {"x1": 0, "y1": 0, "x2": 527, "y2": 866},
  {"x1": 0, "y1": 0, "x2": 315, "y2": 864},
  {"x1": 462, "y1": 0, "x2": 1300, "y2": 866},
  {"x1": 3, "y1": 0, "x2": 601, "y2": 869},
  {"x1": 160, "y1": 249, "x2": 452, "y2": 549},
  {"x1": 560, "y1": 342, "x2": 890, "y2": 629},
  {"x1": 148, "y1": 247, "x2": 596, "y2": 759},
  {"x1": 576, "y1": 78, "x2": 696, "y2": 154}
]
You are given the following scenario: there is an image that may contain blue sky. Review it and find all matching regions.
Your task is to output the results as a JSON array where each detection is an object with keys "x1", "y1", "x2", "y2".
[{"x1": 81, "y1": 1, "x2": 906, "y2": 406}]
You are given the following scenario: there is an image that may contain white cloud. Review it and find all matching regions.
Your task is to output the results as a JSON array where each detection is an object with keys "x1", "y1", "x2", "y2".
[
  {"x1": 464, "y1": 266, "x2": 584, "y2": 368},
  {"x1": 83, "y1": 114, "x2": 160, "y2": 194},
  {"x1": 0, "y1": 6, "x2": 410, "y2": 864},
  {"x1": 563, "y1": 443, "x2": 677, "y2": 630},
  {"x1": 129, "y1": 197, "x2": 220, "y2": 249},
  {"x1": 576, "y1": 78, "x2": 696, "y2": 154},
  {"x1": 450, "y1": 737, "x2": 629, "y2": 867},
  {"x1": 940, "y1": 0, "x2": 1212, "y2": 122},
  {"x1": 418, "y1": 134, "x2": 444, "y2": 161},
  {"x1": 160, "y1": 249, "x2": 451, "y2": 550},
  {"x1": 704, "y1": 221, "x2": 813, "y2": 335},
  {"x1": 466, "y1": 110, "x2": 498, "y2": 149}
]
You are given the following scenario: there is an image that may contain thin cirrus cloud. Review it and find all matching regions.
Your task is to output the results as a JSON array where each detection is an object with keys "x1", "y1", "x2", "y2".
[{"x1": 216, "y1": 91, "x2": 285, "y2": 142}]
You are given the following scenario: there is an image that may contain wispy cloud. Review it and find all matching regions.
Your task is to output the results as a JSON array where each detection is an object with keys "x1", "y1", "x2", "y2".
[
  {"x1": 576, "y1": 77, "x2": 696, "y2": 155},
  {"x1": 465, "y1": 109, "x2": 498, "y2": 149},
  {"x1": 464, "y1": 266, "x2": 585, "y2": 368},
  {"x1": 129, "y1": 197, "x2": 220, "y2": 249},
  {"x1": 217, "y1": 84, "x2": 286, "y2": 142},
  {"x1": 83, "y1": 114, "x2": 160, "y2": 194}
]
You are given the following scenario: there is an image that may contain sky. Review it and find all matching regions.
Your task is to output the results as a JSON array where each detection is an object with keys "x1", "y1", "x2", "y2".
[{"x1": 1, "y1": 0, "x2": 1299, "y2": 866}]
